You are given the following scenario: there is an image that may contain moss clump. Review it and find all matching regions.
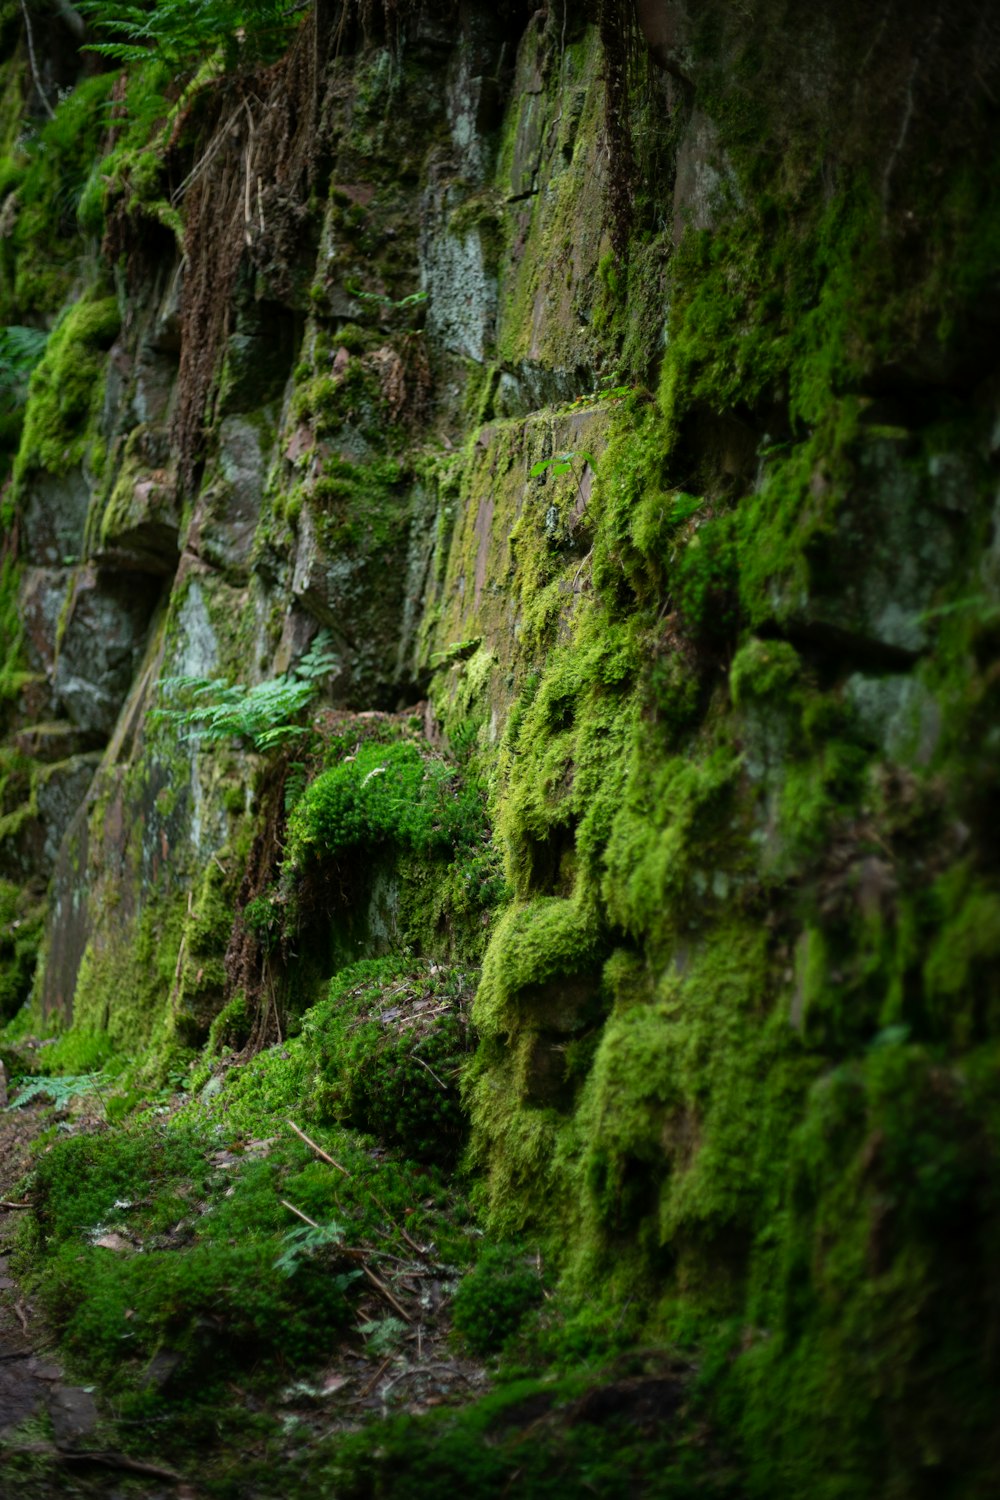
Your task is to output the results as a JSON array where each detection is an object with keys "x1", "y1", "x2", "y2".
[
  {"x1": 319, "y1": 1361, "x2": 726, "y2": 1500},
  {"x1": 303, "y1": 958, "x2": 476, "y2": 1166},
  {"x1": 738, "y1": 1034, "x2": 1000, "y2": 1500},
  {"x1": 452, "y1": 1243, "x2": 544, "y2": 1355},
  {"x1": 311, "y1": 454, "x2": 409, "y2": 551},
  {"x1": 285, "y1": 740, "x2": 486, "y2": 868},
  {"x1": 12, "y1": 292, "x2": 120, "y2": 489},
  {"x1": 475, "y1": 897, "x2": 606, "y2": 1037},
  {"x1": 23, "y1": 1126, "x2": 359, "y2": 1410},
  {"x1": 0, "y1": 72, "x2": 115, "y2": 317}
]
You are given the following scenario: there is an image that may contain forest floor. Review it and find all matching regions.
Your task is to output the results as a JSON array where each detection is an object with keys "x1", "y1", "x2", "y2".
[
  {"x1": 0, "y1": 1096, "x2": 182, "y2": 1499},
  {"x1": 0, "y1": 1040, "x2": 718, "y2": 1500},
  {"x1": 0, "y1": 1081, "x2": 492, "y2": 1498}
]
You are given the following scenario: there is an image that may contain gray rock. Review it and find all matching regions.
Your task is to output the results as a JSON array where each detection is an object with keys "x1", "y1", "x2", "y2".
[
  {"x1": 21, "y1": 469, "x2": 91, "y2": 567},
  {"x1": 36, "y1": 753, "x2": 103, "y2": 869},
  {"x1": 54, "y1": 565, "x2": 157, "y2": 736},
  {"x1": 189, "y1": 415, "x2": 272, "y2": 581}
]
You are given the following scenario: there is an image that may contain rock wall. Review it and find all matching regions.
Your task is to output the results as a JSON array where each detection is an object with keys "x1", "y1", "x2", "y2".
[{"x1": 1, "y1": 0, "x2": 999, "y2": 1490}]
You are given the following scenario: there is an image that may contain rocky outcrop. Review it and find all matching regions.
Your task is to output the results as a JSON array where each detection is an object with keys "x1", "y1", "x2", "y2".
[{"x1": 1, "y1": 1, "x2": 999, "y2": 1491}]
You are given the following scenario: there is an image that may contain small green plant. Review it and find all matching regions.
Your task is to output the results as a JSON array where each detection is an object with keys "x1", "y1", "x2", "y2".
[
  {"x1": 345, "y1": 281, "x2": 428, "y2": 311},
  {"x1": 7, "y1": 1072, "x2": 108, "y2": 1110},
  {"x1": 452, "y1": 1245, "x2": 544, "y2": 1355},
  {"x1": 77, "y1": 0, "x2": 304, "y2": 70},
  {"x1": 529, "y1": 451, "x2": 594, "y2": 481},
  {"x1": 0, "y1": 326, "x2": 49, "y2": 412},
  {"x1": 274, "y1": 1219, "x2": 352, "y2": 1278},
  {"x1": 152, "y1": 630, "x2": 338, "y2": 751},
  {"x1": 359, "y1": 1315, "x2": 408, "y2": 1357}
]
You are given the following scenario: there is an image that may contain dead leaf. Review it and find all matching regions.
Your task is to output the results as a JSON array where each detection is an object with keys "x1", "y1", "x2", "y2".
[{"x1": 93, "y1": 1233, "x2": 131, "y2": 1253}]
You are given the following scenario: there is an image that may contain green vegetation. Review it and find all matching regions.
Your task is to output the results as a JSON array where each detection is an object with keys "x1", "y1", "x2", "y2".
[
  {"x1": 286, "y1": 739, "x2": 488, "y2": 868},
  {"x1": 304, "y1": 959, "x2": 475, "y2": 1166},
  {"x1": 152, "y1": 630, "x2": 340, "y2": 751},
  {"x1": 452, "y1": 1243, "x2": 544, "y2": 1355},
  {"x1": 0, "y1": 4, "x2": 997, "y2": 1498},
  {"x1": 78, "y1": 0, "x2": 305, "y2": 69}
]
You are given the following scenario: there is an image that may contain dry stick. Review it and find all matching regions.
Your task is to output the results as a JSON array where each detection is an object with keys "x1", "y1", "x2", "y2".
[
  {"x1": 265, "y1": 959, "x2": 283, "y2": 1046},
  {"x1": 13, "y1": 1299, "x2": 29, "y2": 1335},
  {"x1": 171, "y1": 106, "x2": 244, "y2": 204},
  {"x1": 408, "y1": 1053, "x2": 448, "y2": 1091},
  {"x1": 286, "y1": 1119, "x2": 349, "y2": 1174},
  {"x1": 168, "y1": 891, "x2": 195, "y2": 1009},
  {"x1": 279, "y1": 1200, "x2": 412, "y2": 1325},
  {"x1": 242, "y1": 96, "x2": 255, "y2": 247},
  {"x1": 0, "y1": 1200, "x2": 31, "y2": 1210},
  {"x1": 55, "y1": 1450, "x2": 184, "y2": 1483},
  {"x1": 359, "y1": 1355, "x2": 393, "y2": 1398},
  {"x1": 287, "y1": 1120, "x2": 427, "y2": 1259},
  {"x1": 19, "y1": 0, "x2": 55, "y2": 120}
]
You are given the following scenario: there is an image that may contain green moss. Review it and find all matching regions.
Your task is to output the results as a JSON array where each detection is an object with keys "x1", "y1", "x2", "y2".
[
  {"x1": 303, "y1": 958, "x2": 475, "y2": 1166},
  {"x1": 738, "y1": 1036, "x2": 1000, "y2": 1498},
  {"x1": 12, "y1": 292, "x2": 120, "y2": 489},
  {"x1": 76, "y1": 60, "x2": 178, "y2": 239},
  {"x1": 286, "y1": 740, "x2": 485, "y2": 869},
  {"x1": 475, "y1": 897, "x2": 606, "y2": 1037},
  {"x1": 0, "y1": 876, "x2": 44, "y2": 1021},
  {"x1": 452, "y1": 1243, "x2": 544, "y2": 1355},
  {"x1": 0, "y1": 72, "x2": 115, "y2": 317}
]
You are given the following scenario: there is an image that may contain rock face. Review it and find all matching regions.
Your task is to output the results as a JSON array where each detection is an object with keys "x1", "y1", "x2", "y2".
[{"x1": 1, "y1": 2, "x2": 999, "y2": 1491}]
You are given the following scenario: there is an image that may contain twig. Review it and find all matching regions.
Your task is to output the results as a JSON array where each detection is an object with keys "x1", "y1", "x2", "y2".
[
  {"x1": 266, "y1": 960, "x2": 283, "y2": 1046},
  {"x1": 360, "y1": 1267, "x2": 411, "y2": 1325},
  {"x1": 20, "y1": 0, "x2": 55, "y2": 120},
  {"x1": 0, "y1": 1199, "x2": 31, "y2": 1210},
  {"x1": 359, "y1": 1355, "x2": 393, "y2": 1398},
  {"x1": 279, "y1": 1200, "x2": 413, "y2": 1325},
  {"x1": 171, "y1": 105, "x2": 243, "y2": 203},
  {"x1": 168, "y1": 890, "x2": 194, "y2": 1008},
  {"x1": 287, "y1": 1120, "x2": 349, "y2": 1174},
  {"x1": 280, "y1": 1198, "x2": 320, "y2": 1229},
  {"x1": 13, "y1": 1299, "x2": 30, "y2": 1335},
  {"x1": 285, "y1": 1122, "x2": 428, "y2": 1261},
  {"x1": 408, "y1": 1054, "x2": 448, "y2": 1091},
  {"x1": 54, "y1": 1450, "x2": 184, "y2": 1483}
]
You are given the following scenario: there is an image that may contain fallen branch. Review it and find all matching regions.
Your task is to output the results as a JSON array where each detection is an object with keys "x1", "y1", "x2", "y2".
[
  {"x1": 55, "y1": 1449, "x2": 185, "y2": 1483},
  {"x1": 19, "y1": 0, "x2": 55, "y2": 120},
  {"x1": 0, "y1": 1199, "x2": 31, "y2": 1210},
  {"x1": 358, "y1": 1355, "x2": 393, "y2": 1398}
]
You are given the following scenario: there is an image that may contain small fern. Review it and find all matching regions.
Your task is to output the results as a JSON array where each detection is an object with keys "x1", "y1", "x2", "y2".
[
  {"x1": 152, "y1": 629, "x2": 338, "y2": 751},
  {"x1": 0, "y1": 325, "x2": 49, "y2": 412},
  {"x1": 274, "y1": 1219, "x2": 354, "y2": 1278},
  {"x1": 77, "y1": 0, "x2": 306, "y2": 70},
  {"x1": 8, "y1": 1072, "x2": 108, "y2": 1110}
]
